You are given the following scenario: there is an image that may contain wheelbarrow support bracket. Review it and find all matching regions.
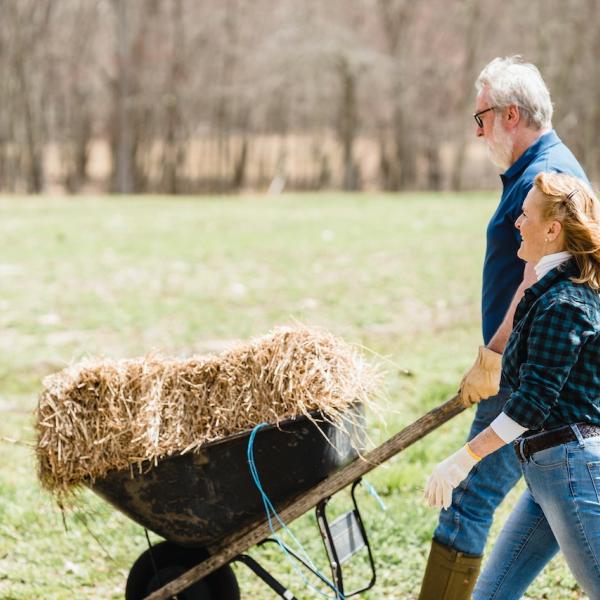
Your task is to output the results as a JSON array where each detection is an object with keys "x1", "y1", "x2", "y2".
[
  {"x1": 316, "y1": 478, "x2": 376, "y2": 598},
  {"x1": 233, "y1": 554, "x2": 297, "y2": 599}
]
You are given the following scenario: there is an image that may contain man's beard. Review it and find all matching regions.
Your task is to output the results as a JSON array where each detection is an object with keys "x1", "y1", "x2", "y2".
[{"x1": 486, "y1": 118, "x2": 514, "y2": 171}]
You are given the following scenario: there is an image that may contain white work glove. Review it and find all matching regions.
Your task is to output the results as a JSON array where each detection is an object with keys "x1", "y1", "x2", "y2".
[
  {"x1": 425, "y1": 445, "x2": 480, "y2": 509},
  {"x1": 459, "y1": 346, "x2": 502, "y2": 408}
]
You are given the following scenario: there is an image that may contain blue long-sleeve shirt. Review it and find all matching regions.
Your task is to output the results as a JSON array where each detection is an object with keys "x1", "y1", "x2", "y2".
[{"x1": 482, "y1": 131, "x2": 588, "y2": 344}]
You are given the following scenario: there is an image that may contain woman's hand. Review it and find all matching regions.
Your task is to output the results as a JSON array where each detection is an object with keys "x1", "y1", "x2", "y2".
[
  {"x1": 425, "y1": 445, "x2": 480, "y2": 509},
  {"x1": 425, "y1": 427, "x2": 507, "y2": 509}
]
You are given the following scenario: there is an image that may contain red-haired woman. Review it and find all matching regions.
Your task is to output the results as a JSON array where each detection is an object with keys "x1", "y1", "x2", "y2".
[{"x1": 426, "y1": 172, "x2": 600, "y2": 599}]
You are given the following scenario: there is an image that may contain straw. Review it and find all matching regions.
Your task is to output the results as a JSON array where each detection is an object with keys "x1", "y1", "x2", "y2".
[{"x1": 36, "y1": 326, "x2": 380, "y2": 499}]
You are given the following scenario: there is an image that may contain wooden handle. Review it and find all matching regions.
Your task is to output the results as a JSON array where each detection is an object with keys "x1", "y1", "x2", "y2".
[{"x1": 145, "y1": 394, "x2": 465, "y2": 600}]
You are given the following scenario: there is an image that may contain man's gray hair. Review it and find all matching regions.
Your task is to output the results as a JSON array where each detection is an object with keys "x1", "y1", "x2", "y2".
[{"x1": 475, "y1": 56, "x2": 553, "y2": 130}]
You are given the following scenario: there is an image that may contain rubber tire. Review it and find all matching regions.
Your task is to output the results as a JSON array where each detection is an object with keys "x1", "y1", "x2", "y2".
[{"x1": 125, "y1": 541, "x2": 240, "y2": 600}]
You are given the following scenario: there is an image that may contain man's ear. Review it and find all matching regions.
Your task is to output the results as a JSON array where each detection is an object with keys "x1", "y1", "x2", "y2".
[{"x1": 505, "y1": 104, "x2": 520, "y2": 128}]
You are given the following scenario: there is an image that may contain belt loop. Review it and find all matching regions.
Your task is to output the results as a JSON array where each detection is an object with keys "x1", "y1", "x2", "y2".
[
  {"x1": 517, "y1": 437, "x2": 527, "y2": 462},
  {"x1": 570, "y1": 424, "x2": 585, "y2": 447}
]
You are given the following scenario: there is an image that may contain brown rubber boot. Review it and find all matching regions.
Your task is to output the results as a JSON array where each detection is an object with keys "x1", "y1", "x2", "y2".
[{"x1": 418, "y1": 538, "x2": 482, "y2": 600}]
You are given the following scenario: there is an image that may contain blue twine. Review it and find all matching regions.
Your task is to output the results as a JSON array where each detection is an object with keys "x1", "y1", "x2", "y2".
[
  {"x1": 362, "y1": 479, "x2": 387, "y2": 511},
  {"x1": 247, "y1": 423, "x2": 346, "y2": 600}
]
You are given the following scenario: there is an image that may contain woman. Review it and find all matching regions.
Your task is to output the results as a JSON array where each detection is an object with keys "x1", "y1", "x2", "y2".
[{"x1": 425, "y1": 172, "x2": 600, "y2": 599}]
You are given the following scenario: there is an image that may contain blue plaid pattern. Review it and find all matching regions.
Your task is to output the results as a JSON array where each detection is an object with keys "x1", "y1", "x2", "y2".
[{"x1": 502, "y1": 260, "x2": 600, "y2": 430}]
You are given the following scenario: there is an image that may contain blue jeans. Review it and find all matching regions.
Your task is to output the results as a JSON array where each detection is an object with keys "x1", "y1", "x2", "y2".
[
  {"x1": 434, "y1": 386, "x2": 522, "y2": 556},
  {"x1": 474, "y1": 427, "x2": 600, "y2": 600}
]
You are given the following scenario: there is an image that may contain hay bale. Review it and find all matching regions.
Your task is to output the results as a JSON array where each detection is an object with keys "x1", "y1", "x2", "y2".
[{"x1": 36, "y1": 326, "x2": 379, "y2": 497}]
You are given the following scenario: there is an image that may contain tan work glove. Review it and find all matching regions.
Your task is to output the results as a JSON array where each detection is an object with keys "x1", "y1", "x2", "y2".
[
  {"x1": 459, "y1": 346, "x2": 502, "y2": 408},
  {"x1": 425, "y1": 444, "x2": 481, "y2": 509}
]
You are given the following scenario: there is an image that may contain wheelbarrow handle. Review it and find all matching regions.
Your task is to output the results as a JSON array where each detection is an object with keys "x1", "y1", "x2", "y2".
[
  {"x1": 145, "y1": 393, "x2": 465, "y2": 600},
  {"x1": 360, "y1": 392, "x2": 465, "y2": 470}
]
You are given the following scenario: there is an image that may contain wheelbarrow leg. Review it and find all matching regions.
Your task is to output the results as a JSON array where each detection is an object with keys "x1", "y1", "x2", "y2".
[{"x1": 233, "y1": 554, "x2": 298, "y2": 599}]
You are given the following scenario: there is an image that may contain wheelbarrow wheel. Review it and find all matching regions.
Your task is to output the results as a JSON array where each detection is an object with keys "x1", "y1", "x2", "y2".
[{"x1": 125, "y1": 541, "x2": 240, "y2": 600}]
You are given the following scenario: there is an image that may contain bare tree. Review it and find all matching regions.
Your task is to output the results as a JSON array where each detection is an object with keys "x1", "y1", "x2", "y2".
[
  {"x1": 375, "y1": 0, "x2": 418, "y2": 190},
  {"x1": 3, "y1": 0, "x2": 55, "y2": 192}
]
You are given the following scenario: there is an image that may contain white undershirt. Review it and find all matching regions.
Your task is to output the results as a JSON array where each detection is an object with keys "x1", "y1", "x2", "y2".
[
  {"x1": 534, "y1": 251, "x2": 572, "y2": 281},
  {"x1": 490, "y1": 251, "x2": 572, "y2": 443},
  {"x1": 490, "y1": 411, "x2": 528, "y2": 443}
]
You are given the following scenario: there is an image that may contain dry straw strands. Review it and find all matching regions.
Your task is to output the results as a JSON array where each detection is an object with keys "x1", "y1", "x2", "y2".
[{"x1": 36, "y1": 326, "x2": 379, "y2": 497}]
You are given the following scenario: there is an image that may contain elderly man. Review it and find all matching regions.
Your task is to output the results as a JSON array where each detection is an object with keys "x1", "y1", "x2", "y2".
[{"x1": 419, "y1": 56, "x2": 589, "y2": 600}]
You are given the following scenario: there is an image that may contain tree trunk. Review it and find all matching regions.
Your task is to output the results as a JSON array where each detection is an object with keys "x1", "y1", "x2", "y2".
[
  {"x1": 337, "y1": 57, "x2": 360, "y2": 191},
  {"x1": 392, "y1": 103, "x2": 416, "y2": 190},
  {"x1": 425, "y1": 142, "x2": 442, "y2": 190},
  {"x1": 115, "y1": 0, "x2": 133, "y2": 193},
  {"x1": 450, "y1": 0, "x2": 481, "y2": 191}
]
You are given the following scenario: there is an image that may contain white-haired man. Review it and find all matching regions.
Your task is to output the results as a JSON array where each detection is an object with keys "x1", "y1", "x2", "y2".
[{"x1": 419, "y1": 56, "x2": 589, "y2": 599}]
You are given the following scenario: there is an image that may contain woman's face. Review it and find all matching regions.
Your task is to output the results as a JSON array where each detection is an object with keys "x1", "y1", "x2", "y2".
[{"x1": 515, "y1": 188, "x2": 559, "y2": 263}]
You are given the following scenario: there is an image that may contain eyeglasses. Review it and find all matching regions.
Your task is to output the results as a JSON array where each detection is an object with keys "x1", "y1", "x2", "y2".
[{"x1": 473, "y1": 106, "x2": 496, "y2": 128}]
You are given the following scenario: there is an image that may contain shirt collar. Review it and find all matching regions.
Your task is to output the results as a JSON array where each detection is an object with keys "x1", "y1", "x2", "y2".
[
  {"x1": 501, "y1": 130, "x2": 561, "y2": 183},
  {"x1": 535, "y1": 251, "x2": 572, "y2": 281},
  {"x1": 524, "y1": 258, "x2": 579, "y2": 302}
]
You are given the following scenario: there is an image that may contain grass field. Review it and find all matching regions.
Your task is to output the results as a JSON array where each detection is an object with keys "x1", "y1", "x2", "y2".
[{"x1": 0, "y1": 192, "x2": 585, "y2": 599}]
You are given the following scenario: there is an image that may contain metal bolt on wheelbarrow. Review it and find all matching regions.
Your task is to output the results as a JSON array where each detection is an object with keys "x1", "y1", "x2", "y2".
[{"x1": 88, "y1": 395, "x2": 464, "y2": 599}]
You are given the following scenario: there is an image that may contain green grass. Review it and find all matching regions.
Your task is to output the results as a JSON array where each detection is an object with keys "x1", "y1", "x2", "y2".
[{"x1": 0, "y1": 192, "x2": 585, "y2": 598}]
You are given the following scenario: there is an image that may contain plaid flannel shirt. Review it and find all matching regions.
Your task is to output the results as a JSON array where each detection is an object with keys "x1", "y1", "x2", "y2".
[{"x1": 502, "y1": 260, "x2": 600, "y2": 430}]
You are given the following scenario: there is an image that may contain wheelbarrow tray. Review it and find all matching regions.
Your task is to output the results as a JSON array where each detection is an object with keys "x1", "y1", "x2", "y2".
[
  {"x1": 141, "y1": 394, "x2": 465, "y2": 600},
  {"x1": 89, "y1": 408, "x2": 364, "y2": 547}
]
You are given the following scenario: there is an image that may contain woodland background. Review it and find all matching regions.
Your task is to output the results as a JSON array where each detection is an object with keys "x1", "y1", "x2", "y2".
[{"x1": 2, "y1": 0, "x2": 599, "y2": 196}]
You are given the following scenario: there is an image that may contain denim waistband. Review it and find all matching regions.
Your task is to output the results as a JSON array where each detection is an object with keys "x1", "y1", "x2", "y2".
[{"x1": 514, "y1": 423, "x2": 600, "y2": 462}]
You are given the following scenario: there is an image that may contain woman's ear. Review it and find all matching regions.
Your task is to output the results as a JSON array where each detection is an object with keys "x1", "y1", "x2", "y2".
[{"x1": 547, "y1": 220, "x2": 563, "y2": 242}]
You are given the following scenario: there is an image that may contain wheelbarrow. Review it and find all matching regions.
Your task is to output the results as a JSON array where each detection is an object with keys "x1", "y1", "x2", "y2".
[{"x1": 88, "y1": 395, "x2": 464, "y2": 599}]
